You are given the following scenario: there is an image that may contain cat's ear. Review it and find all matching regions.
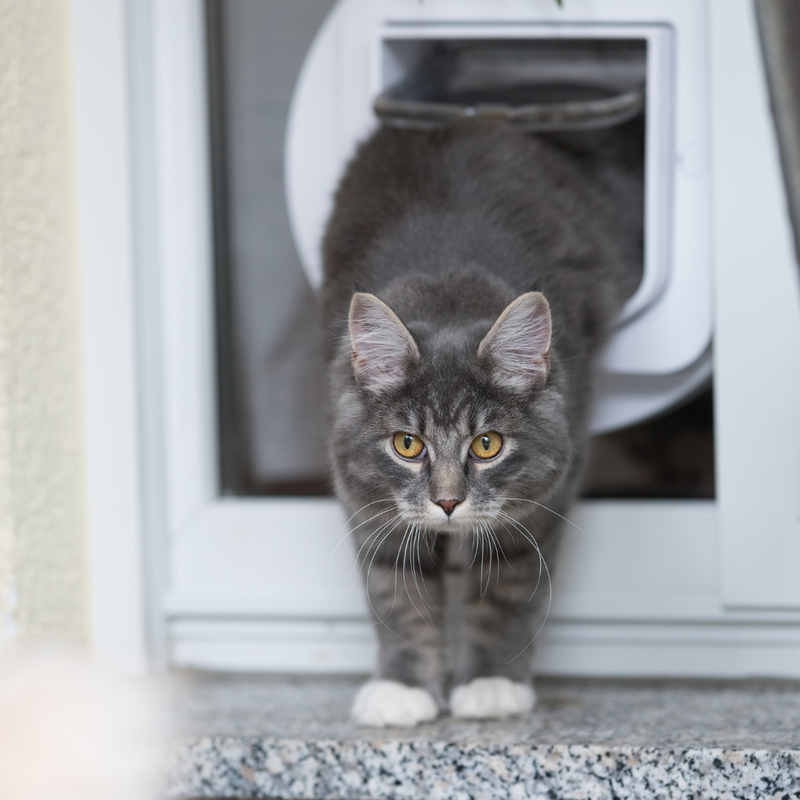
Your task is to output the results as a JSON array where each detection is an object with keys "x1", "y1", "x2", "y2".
[
  {"x1": 348, "y1": 293, "x2": 420, "y2": 392},
  {"x1": 478, "y1": 292, "x2": 551, "y2": 391}
]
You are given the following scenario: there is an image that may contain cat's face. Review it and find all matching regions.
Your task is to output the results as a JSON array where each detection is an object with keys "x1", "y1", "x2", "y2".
[{"x1": 331, "y1": 291, "x2": 572, "y2": 534}]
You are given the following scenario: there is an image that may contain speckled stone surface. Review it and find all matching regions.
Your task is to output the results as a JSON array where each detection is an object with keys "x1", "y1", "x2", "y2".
[{"x1": 167, "y1": 673, "x2": 800, "y2": 799}]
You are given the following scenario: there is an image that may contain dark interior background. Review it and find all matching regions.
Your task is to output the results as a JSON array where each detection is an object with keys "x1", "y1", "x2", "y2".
[{"x1": 208, "y1": 0, "x2": 336, "y2": 495}]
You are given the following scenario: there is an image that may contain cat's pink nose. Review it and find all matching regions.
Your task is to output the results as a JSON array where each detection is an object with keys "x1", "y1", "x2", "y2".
[{"x1": 435, "y1": 499, "x2": 461, "y2": 517}]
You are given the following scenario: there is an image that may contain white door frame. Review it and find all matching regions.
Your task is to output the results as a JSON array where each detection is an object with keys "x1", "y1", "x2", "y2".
[
  {"x1": 71, "y1": 0, "x2": 151, "y2": 671},
  {"x1": 71, "y1": 0, "x2": 800, "y2": 676}
]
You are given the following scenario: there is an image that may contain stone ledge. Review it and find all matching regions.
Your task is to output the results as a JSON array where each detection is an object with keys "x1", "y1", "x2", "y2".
[{"x1": 166, "y1": 673, "x2": 800, "y2": 799}]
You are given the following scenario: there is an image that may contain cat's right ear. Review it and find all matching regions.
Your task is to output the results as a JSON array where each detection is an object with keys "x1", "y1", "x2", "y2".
[
  {"x1": 478, "y1": 292, "x2": 552, "y2": 391},
  {"x1": 348, "y1": 293, "x2": 420, "y2": 392}
]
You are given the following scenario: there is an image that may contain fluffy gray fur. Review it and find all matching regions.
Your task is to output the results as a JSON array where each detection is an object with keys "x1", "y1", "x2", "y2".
[{"x1": 322, "y1": 119, "x2": 643, "y2": 716}]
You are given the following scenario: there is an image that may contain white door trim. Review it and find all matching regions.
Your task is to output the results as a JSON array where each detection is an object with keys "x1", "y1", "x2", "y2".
[
  {"x1": 711, "y1": 0, "x2": 800, "y2": 608},
  {"x1": 70, "y1": 0, "x2": 150, "y2": 671}
]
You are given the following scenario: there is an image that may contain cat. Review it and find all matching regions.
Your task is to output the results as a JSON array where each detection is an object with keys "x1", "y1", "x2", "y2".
[{"x1": 322, "y1": 118, "x2": 643, "y2": 727}]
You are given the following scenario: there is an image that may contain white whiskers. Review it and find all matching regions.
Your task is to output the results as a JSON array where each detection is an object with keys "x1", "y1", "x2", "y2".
[
  {"x1": 329, "y1": 493, "x2": 596, "y2": 659},
  {"x1": 494, "y1": 509, "x2": 553, "y2": 664},
  {"x1": 327, "y1": 498, "x2": 398, "y2": 583},
  {"x1": 498, "y1": 495, "x2": 622, "y2": 574}
]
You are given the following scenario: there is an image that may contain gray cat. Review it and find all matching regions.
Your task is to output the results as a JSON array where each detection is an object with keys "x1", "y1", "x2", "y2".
[{"x1": 322, "y1": 119, "x2": 642, "y2": 726}]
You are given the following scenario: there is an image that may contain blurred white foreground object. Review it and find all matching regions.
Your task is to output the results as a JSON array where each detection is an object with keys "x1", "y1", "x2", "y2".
[{"x1": 0, "y1": 648, "x2": 165, "y2": 800}]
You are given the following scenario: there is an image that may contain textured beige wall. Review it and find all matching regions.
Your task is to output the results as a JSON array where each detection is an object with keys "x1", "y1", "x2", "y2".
[{"x1": 0, "y1": 0, "x2": 88, "y2": 645}]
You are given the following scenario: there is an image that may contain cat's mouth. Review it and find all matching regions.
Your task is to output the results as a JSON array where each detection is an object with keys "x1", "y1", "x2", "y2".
[
  {"x1": 414, "y1": 499, "x2": 493, "y2": 534},
  {"x1": 398, "y1": 497, "x2": 518, "y2": 535},
  {"x1": 409, "y1": 497, "x2": 542, "y2": 537}
]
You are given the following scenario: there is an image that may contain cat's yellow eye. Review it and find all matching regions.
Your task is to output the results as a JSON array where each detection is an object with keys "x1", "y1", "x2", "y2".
[
  {"x1": 393, "y1": 432, "x2": 425, "y2": 459},
  {"x1": 470, "y1": 431, "x2": 503, "y2": 460}
]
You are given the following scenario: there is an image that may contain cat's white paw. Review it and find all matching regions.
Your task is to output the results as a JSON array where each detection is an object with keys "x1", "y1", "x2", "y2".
[
  {"x1": 450, "y1": 676, "x2": 536, "y2": 719},
  {"x1": 351, "y1": 680, "x2": 439, "y2": 727}
]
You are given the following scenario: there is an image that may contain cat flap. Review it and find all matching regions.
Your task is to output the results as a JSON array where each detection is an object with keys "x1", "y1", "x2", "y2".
[
  {"x1": 349, "y1": 293, "x2": 420, "y2": 392},
  {"x1": 477, "y1": 292, "x2": 551, "y2": 391}
]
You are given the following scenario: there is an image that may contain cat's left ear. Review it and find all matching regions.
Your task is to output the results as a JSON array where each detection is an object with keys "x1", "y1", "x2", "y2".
[
  {"x1": 348, "y1": 293, "x2": 420, "y2": 392},
  {"x1": 478, "y1": 292, "x2": 551, "y2": 391}
]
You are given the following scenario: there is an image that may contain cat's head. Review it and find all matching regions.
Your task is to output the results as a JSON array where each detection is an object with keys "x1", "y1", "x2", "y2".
[{"x1": 331, "y1": 288, "x2": 572, "y2": 533}]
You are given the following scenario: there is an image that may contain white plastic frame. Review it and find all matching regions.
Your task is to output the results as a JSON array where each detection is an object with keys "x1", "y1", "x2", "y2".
[{"x1": 374, "y1": 27, "x2": 672, "y2": 331}]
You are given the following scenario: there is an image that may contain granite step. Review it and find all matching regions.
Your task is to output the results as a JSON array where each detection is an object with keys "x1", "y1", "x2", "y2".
[{"x1": 166, "y1": 673, "x2": 800, "y2": 800}]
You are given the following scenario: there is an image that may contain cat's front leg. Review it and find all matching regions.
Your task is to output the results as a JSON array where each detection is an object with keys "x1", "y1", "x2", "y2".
[
  {"x1": 451, "y1": 526, "x2": 559, "y2": 720},
  {"x1": 351, "y1": 528, "x2": 445, "y2": 727}
]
